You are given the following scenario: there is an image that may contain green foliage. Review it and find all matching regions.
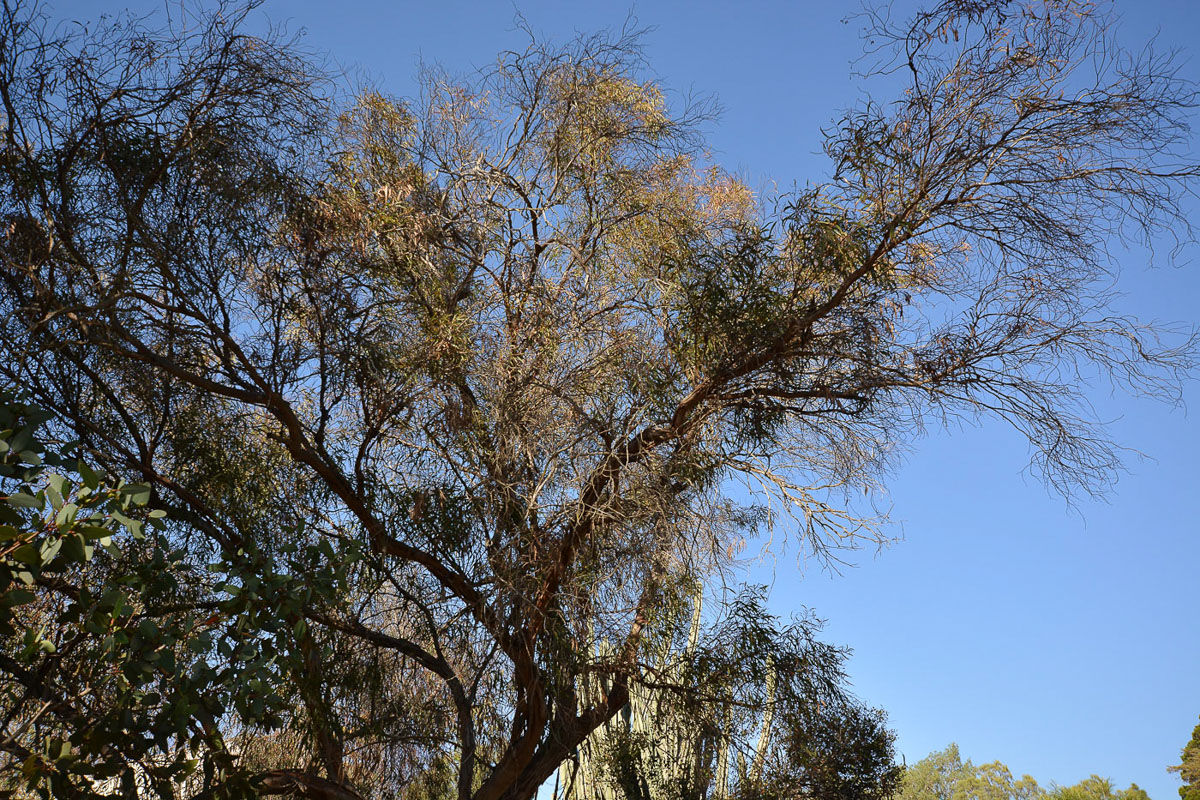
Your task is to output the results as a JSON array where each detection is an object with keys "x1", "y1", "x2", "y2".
[
  {"x1": 1048, "y1": 776, "x2": 1155, "y2": 800},
  {"x1": 778, "y1": 698, "x2": 898, "y2": 800},
  {"x1": 0, "y1": 393, "x2": 223, "y2": 797},
  {"x1": 900, "y1": 746, "x2": 1152, "y2": 800},
  {"x1": 0, "y1": 393, "x2": 371, "y2": 798},
  {"x1": 1169, "y1": 717, "x2": 1200, "y2": 800}
]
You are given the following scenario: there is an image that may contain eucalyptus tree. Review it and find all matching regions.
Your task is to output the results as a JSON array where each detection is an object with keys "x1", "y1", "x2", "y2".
[{"x1": 0, "y1": 0, "x2": 1196, "y2": 798}]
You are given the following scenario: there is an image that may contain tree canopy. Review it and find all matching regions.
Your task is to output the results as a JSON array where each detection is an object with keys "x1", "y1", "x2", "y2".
[
  {"x1": 0, "y1": 0, "x2": 1196, "y2": 798},
  {"x1": 899, "y1": 745, "x2": 1152, "y2": 800},
  {"x1": 1169, "y1": 717, "x2": 1200, "y2": 800}
]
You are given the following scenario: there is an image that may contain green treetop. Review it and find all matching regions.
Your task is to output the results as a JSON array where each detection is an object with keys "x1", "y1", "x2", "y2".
[
  {"x1": 1169, "y1": 717, "x2": 1200, "y2": 800},
  {"x1": 901, "y1": 746, "x2": 1153, "y2": 800}
]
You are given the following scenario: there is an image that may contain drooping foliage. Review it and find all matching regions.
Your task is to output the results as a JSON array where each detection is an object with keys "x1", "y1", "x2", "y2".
[{"x1": 555, "y1": 591, "x2": 899, "y2": 800}]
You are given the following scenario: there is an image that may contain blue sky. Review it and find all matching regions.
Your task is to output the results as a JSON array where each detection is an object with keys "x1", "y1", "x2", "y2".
[{"x1": 54, "y1": 0, "x2": 1200, "y2": 796}]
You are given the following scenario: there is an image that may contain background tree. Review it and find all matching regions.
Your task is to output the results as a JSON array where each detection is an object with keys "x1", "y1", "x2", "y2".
[
  {"x1": 0, "y1": 0, "x2": 1197, "y2": 798},
  {"x1": 1169, "y1": 717, "x2": 1200, "y2": 800},
  {"x1": 554, "y1": 592, "x2": 899, "y2": 800},
  {"x1": 899, "y1": 745, "x2": 1041, "y2": 800},
  {"x1": 900, "y1": 747, "x2": 1151, "y2": 800},
  {"x1": 1049, "y1": 778, "x2": 1152, "y2": 800}
]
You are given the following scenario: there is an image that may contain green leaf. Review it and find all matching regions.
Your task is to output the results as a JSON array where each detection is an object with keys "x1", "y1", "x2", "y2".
[
  {"x1": 39, "y1": 537, "x2": 62, "y2": 565},
  {"x1": 78, "y1": 525, "x2": 112, "y2": 540},
  {"x1": 10, "y1": 544, "x2": 39, "y2": 565},
  {"x1": 44, "y1": 483, "x2": 63, "y2": 511},
  {"x1": 55, "y1": 502, "x2": 77, "y2": 528},
  {"x1": 46, "y1": 473, "x2": 69, "y2": 499},
  {"x1": 123, "y1": 484, "x2": 152, "y2": 506},
  {"x1": 77, "y1": 460, "x2": 101, "y2": 491},
  {"x1": 0, "y1": 524, "x2": 21, "y2": 541},
  {"x1": 62, "y1": 534, "x2": 93, "y2": 563},
  {"x1": 8, "y1": 428, "x2": 32, "y2": 455},
  {"x1": 5, "y1": 492, "x2": 42, "y2": 509},
  {"x1": 4, "y1": 588, "x2": 35, "y2": 606},
  {"x1": 113, "y1": 511, "x2": 144, "y2": 539}
]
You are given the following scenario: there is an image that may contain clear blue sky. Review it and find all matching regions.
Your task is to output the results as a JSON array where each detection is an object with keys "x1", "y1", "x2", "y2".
[{"x1": 53, "y1": 0, "x2": 1200, "y2": 796}]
